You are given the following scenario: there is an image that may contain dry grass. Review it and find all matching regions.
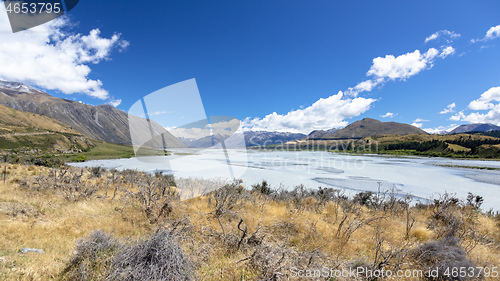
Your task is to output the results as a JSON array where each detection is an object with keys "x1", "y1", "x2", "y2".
[{"x1": 0, "y1": 164, "x2": 499, "y2": 280}]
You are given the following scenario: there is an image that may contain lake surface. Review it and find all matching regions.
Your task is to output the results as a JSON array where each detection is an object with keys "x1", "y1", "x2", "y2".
[{"x1": 69, "y1": 149, "x2": 500, "y2": 211}]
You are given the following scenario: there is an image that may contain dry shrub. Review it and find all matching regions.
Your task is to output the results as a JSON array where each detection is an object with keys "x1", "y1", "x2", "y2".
[
  {"x1": 246, "y1": 243, "x2": 335, "y2": 280},
  {"x1": 109, "y1": 229, "x2": 193, "y2": 281},
  {"x1": 412, "y1": 236, "x2": 481, "y2": 280},
  {"x1": 121, "y1": 171, "x2": 179, "y2": 223},
  {"x1": 61, "y1": 230, "x2": 121, "y2": 280},
  {"x1": 62, "y1": 229, "x2": 193, "y2": 281}
]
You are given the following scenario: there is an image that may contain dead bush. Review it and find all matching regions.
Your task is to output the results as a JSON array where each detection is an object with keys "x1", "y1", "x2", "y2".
[
  {"x1": 207, "y1": 179, "x2": 246, "y2": 234},
  {"x1": 108, "y1": 229, "x2": 194, "y2": 281},
  {"x1": 121, "y1": 172, "x2": 179, "y2": 223},
  {"x1": 412, "y1": 236, "x2": 481, "y2": 281},
  {"x1": 61, "y1": 230, "x2": 121, "y2": 281}
]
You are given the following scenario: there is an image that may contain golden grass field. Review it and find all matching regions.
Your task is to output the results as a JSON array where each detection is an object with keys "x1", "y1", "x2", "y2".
[{"x1": 0, "y1": 163, "x2": 499, "y2": 280}]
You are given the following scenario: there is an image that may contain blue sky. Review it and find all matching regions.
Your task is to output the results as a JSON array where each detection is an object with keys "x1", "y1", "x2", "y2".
[{"x1": 1, "y1": 0, "x2": 500, "y2": 134}]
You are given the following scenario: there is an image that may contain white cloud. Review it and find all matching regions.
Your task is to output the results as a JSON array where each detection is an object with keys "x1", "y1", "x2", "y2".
[
  {"x1": 108, "y1": 99, "x2": 122, "y2": 107},
  {"x1": 450, "y1": 86, "x2": 500, "y2": 124},
  {"x1": 422, "y1": 124, "x2": 459, "y2": 134},
  {"x1": 439, "y1": 102, "x2": 456, "y2": 114},
  {"x1": 425, "y1": 33, "x2": 439, "y2": 44},
  {"x1": 471, "y1": 25, "x2": 500, "y2": 43},
  {"x1": 413, "y1": 118, "x2": 429, "y2": 123},
  {"x1": 0, "y1": 5, "x2": 128, "y2": 100},
  {"x1": 347, "y1": 47, "x2": 449, "y2": 97},
  {"x1": 439, "y1": 46, "x2": 455, "y2": 58},
  {"x1": 485, "y1": 25, "x2": 500, "y2": 40},
  {"x1": 467, "y1": 86, "x2": 500, "y2": 110},
  {"x1": 346, "y1": 78, "x2": 384, "y2": 96},
  {"x1": 245, "y1": 35, "x2": 455, "y2": 133},
  {"x1": 242, "y1": 91, "x2": 376, "y2": 134},
  {"x1": 366, "y1": 48, "x2": 439, "y2": 80},
  {"x1": 425, "y1": 30, "x2": 461, "y2": 44},
  {"x1": 411, "y1": 118, "x2": 430, "y2": 129},
  {"x1": 381, "y1": 112, "x2": 396, "y2": 118}
]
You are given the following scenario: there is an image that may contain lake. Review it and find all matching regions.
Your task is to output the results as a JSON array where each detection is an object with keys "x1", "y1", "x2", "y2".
[{"x1": 69, "y1": 148, "x2": 500, "y2": 211}]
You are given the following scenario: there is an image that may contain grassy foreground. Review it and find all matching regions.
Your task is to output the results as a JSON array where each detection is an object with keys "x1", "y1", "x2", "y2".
[{"x1": 0, "y1": 164, "x2": 499, "y2": 280}]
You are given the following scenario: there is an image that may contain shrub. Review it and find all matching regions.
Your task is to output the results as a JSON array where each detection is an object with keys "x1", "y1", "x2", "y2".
[
  {"x1": 122, "y1": 172, "x2": 180, "y2": 223},
  {"x1": 252, "y1": 180, "x2": 273, "y2": 195},
  {"x1": 72, "y1": 155, "x2": 87, "y2": 163},
  {"x1": 90, "y1": 166, "x2": 103, "y2": 178},
  {"x1": 353, "y1": 191, "x2": 375, "y2": 206},
  {"x1": 466, "y1": 192, "x2": 484, "y2": 211},
  {"x1": 33, "y1": 157, "x2": 65, "y2": 167},
  {"x1": 61, "y1": 230, "x2": 121, "y2": 280},
  {"x1": 412, "y1": 236, "x2": 480, "y2": 280},
  {"x1": 108, "y1": 230, "x2": 193, "y2": 281}
]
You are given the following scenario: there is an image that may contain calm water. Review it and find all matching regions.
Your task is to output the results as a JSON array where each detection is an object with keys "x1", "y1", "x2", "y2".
[{"x1": 69, "y1": 149, "x2": 500, "y2": 211}]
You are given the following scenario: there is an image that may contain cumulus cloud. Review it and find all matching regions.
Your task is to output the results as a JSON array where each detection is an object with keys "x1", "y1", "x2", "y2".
[
  {"x1": 381, "y1": 112, "x2": 396, "y2": 118},
  {"x1": 347, "y1": 47, "x2": 450, "y2": 97},
  {"x1": 411, "y1": 123, "x2": 423, "y2": 128},
  {"x1": 472, "y1": 25, "x2": 500, "y2": 43},
  {"x1": 0, "y1": 5, "x2": 128, "y2": 100},
  {"x1": 440, "y1": 102, "x2": 456, "y2": 114},
  {"x1": 245, "y1": 34, "x2": 456, "y2": 133},
  {"x1": 425, "y1": 30, "x2": 461, "y2": 44},
  {"x1": 450, "y1": 86, "x2": 500, "y2": 124},
  {"x1": 242, "y1": 91, "x2": 376, "y2": 134},
  {"x1": 366, "y1": 48, "x2": 439, "y2": 80},
  {"x1": 467, "y1": 86, "x2": 500, "y2": 110}
]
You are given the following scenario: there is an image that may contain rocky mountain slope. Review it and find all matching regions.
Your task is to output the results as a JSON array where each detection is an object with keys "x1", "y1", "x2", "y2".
[
  {"x1": 449, "y1": 123, "x2": 500, "y2": 134},
  {"x1": 0, "y1": 104, "x2": 94, "y2": 154},
  {"x1": 0, "y1": 80, "x2": 185, "y2": 148},
  {"x1": 306, "y1": 128, "x2": 340, "y2": 140}
]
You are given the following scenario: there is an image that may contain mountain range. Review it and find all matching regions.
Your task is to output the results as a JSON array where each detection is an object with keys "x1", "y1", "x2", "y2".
[
  {"x1": 307, "y1": 118, "x2": 427, "y2": 140},
  {"x1": 4, "y1": 80, "x2": 500, "y2": 152},
  {"x1": 449, "y1": 123, "x2": 500, "y2": 134},
  {"x1": 0, "y1": 80, "x2": 185, "y2": 148}
]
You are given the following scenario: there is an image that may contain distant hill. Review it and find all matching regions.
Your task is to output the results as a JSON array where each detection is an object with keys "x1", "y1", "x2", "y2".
[
  {"x1": 307, "y1": 128, "x2": 340, "y2": 140},
  {"x1": 0, "y1": 104, "x2": 76, "y2": 134},
  {"x1": 0, "y1": 80, "x2": 185, "y2": 148},
  {"x1": 0, "y1": 104, "x2": 94, "y2": 154},
  {"x1": 321, "y1": 118, "x2": 428, "y2": 139},
  {"x1": 449, "y1": 123, "x2": 500, "y2": 134}
]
